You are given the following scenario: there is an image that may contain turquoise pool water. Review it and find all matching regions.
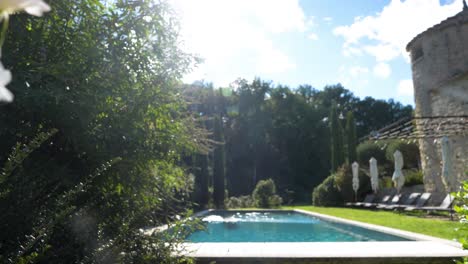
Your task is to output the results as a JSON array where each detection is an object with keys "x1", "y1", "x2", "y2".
[{"x1": 186, "y1": 211, "x2": 411, "y2": 242}]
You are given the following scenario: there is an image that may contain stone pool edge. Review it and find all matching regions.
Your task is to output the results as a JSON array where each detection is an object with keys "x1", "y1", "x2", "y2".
[{"x1": 179, "y1": 209, "x2": 468, "y2": 260}]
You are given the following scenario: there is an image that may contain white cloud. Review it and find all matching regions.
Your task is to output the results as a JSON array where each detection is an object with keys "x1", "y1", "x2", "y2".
[
  {"x1": 338, "y1": 65, "x2": 369, "y2": 93},
  {"x1": 373, "y1": 62, "x2": 392, "y2": 79},
  {"x1": 333, "y1": 0, "x2": 463, "y2": 62},
  {"x1": 308, "y1": 33, "x2": 319, "y2": 41},
  {"x1": 324, "y1": 17, "x2": 333, "y2": 22},
  {"x1": 171, "y1": 0, "x2": 306, "y2": 84},
  {"x1": 349, "y1": 66, "x2": 369, "y2": 77},
  {"x1": 256, "y1": 46, "x2": 296, "y2": 74},
  {"x1": 364, "y1": 44, "x2": 401, "y2": 62},
  {"x1": 306, "y1": 16, "x2": 316, "y2": 27},
  {"x1": 343, "y1": 46, "x2": 363, "y2": 57},
  {"x1": 397, "y1": 79, "x2": 414, "y2": 96}
]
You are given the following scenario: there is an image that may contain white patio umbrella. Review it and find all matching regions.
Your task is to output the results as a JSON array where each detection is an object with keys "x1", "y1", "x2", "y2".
[
  {"x1": 392, "y1": 150, "x2": 405, "y2": 193},
  {"x1": 369, "y1": 157, "x2": 379, "y2": 193},
  {"x1": 352, "y1": 162, "x2": 359, "y2": 201},
  {"x1": 441, "y1": 136, "x2": 454, "y2": 192}
]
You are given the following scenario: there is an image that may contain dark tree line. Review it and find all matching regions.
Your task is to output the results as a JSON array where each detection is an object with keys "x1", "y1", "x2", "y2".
[{"x1": 185, "y1": 79, "x2": 413, "y2": 204}]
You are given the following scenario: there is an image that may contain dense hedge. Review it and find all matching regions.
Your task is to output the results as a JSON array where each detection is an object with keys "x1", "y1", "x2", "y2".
[
  {"x1": 357, "y1": 142, "x2": 387, "y2": 165},
  {"x1": 385, "y1": 140, "x2": 420, "y2": 169}
]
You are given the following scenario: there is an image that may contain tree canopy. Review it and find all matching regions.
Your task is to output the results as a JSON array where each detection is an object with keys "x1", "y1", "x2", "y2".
[{"x1": 185, "y1": 80, "x2": 413, "y2": 204}]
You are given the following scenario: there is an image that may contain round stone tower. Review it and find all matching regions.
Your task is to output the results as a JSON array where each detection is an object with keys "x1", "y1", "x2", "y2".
[{"x1": 406, "y1": 2, "x2": 468, "y2": 193}]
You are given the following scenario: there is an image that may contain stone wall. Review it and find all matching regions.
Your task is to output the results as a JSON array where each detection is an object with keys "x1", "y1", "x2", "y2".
[{"x1": 407, "y1": 10, "x2": 468, "y2": 193}]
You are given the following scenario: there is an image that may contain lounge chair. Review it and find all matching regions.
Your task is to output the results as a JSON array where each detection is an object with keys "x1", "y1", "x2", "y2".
[
  {"x1": 377, "y1": 194, "x2": 401, "y2": 209},
  {"x1": 346, "y1": 194, "x2": 375, "y2": 207},
  {"x1": 385, "y1": 193, "x2": 421, "y2": 210},
  {"x1": 362, "y1": 194, "x2": 392, "y2": 209},
  {"x1": 404, "y1": 193, "x2": 432, "y2": 211},
  {"x1": 417, "y1": 194, "x2": 454, "y2": 212}
]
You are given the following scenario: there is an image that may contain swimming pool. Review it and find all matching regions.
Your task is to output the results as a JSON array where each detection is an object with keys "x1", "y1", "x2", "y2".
[
  {"x1": 186, "y1": 210, "x2": 410, "y2": 242},
  {"x1": 166, "y1": 209, "x2": 467, "y2": 262}
]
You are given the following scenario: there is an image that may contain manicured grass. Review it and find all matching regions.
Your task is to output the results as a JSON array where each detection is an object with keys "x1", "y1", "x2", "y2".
[{"x1": 284, "y1": 206, "x2": 462, "y2": 240}]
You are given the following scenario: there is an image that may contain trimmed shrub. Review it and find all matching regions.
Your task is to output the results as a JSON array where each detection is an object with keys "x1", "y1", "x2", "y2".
[
  {"x1": 252, "y1": 179, "x2": 282, "y2": 208},
  {"x1": 269, "y1": 195, "x2": 283, "y2": 208},
  {"x1": 225, "y1": 196, "x2": 242, "y2": 209},
  {"x1": 314, "y1": 165, "x2": 374, "y2": 206},
  {"x1": 239, "y1": 195, "x2": 255, "y2": 208},
  {"x1": 312, "y1": 175, "x2": 342, "y2": 206},
  {"x1": 357, "y1": 142, "x2": 386, "y2": 165},
  {"x1": 225, "y1": 195, "x2": 255, "y2": 208},
  {"x1": 385, "y1": 140, "x2": 420, "y2": 169},
  {"x1": 404, "y1": 170, "x2": 423, "y2": 187}
]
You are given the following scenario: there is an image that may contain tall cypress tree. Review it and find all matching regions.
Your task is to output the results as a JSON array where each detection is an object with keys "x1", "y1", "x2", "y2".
[
  {"x1": 345, "y1": 111, "x2": 357, "y2": 164},
  {"x1": 194, "y1": 153, "x2": 209, "y2": 209},
  {"x1": 213, "y1": 115, "x2": 226, "y2": 208},
  {"x1": 330, "y1": 103, "x2": 345, "y2": 172}
]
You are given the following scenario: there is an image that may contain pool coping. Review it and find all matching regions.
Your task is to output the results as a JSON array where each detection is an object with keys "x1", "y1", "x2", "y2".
[{"x1": 178, "y1": 209, "x2": 468, "y2": 259}]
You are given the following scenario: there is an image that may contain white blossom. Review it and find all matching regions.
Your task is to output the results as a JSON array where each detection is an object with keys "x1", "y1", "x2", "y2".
[
  {"x1": 0, "y1": 0, "x2": 51, "y2": 17},
  {"x1": 0, "y1": 62, "x2": 13, "y2": 102}
]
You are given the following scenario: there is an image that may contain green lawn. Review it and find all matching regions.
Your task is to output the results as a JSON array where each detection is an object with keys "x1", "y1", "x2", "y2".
[{"x1": 284, "y1": 206, "x2": 462, "y2": 240}]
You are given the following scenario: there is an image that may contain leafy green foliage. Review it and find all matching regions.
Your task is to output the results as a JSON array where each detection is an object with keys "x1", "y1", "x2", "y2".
[
  {"x1": 0, "y1": 0, "x2": 204, "y2": 262},
  {"x1": 385, "y1": 140, "x2": 420, "y2": 169},
  {"x1": 269, "y1": 194, "x2": 283, "y2": 208},
  {"x1": 354, "y1": 140, "x2": 420, "y2": 187},
  {"x1": 225, "y1": 195, "x2": 255, "y2": 209},
  {"x1": 312, "y1": 175, "x2": 342, "y2": 207},
  {"x1": 334, "y1": 165, "x2": 354, "y2": 203},
  {"x1": 314, "y1": 165, "x2": 370, "y2": 206},
  {"x1": 1, "y1": 128, "x2": 57, "y2": 185},
  {"x1": 252, "y1": 179, "x2": 282, "y2": 208},
  {"x1": 357, "y1": 142, "x2": 387, "y2": 165},
  {"x1": 380, "y1": 176, "x2": 394, "y2": 188},
  {"x1": 353, "y1": 98, "x2": 413, "y2": 138},
  {"x1": 404, "y1": 170, "x2": 424, "y2": 186},
  {"x1": 453, "y1": 178, "x2": 468, "y2": 263}
]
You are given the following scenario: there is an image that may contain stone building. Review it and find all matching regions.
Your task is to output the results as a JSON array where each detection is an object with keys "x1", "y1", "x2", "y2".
[{"x1": 406, "y1": 2, "x2": 468, "y2": 193}]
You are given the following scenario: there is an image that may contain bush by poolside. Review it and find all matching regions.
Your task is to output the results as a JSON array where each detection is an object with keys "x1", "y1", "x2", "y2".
[
  {"x1": 252, "y1": 179, "x2": 283, "y2": 208},
  {"x1": 312, "y1": 174, "x2": 342, "y2": 206},
  {"x1": 225, "y1": 195, "x2": 255, "y2": 208}
]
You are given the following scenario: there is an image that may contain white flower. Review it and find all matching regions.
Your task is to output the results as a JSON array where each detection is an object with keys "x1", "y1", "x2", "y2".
[
  {"x1": 0, "y1": 62, "x2": 13, "y2": 103},
  {"x1": 0, "y1": 0, "x2": 51, "y2": 17}
]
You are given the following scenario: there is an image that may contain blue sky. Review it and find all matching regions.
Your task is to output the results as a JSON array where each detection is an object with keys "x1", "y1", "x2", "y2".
[{"x1": 170, "y1": 0, "x2": 465, "y2": 106}]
